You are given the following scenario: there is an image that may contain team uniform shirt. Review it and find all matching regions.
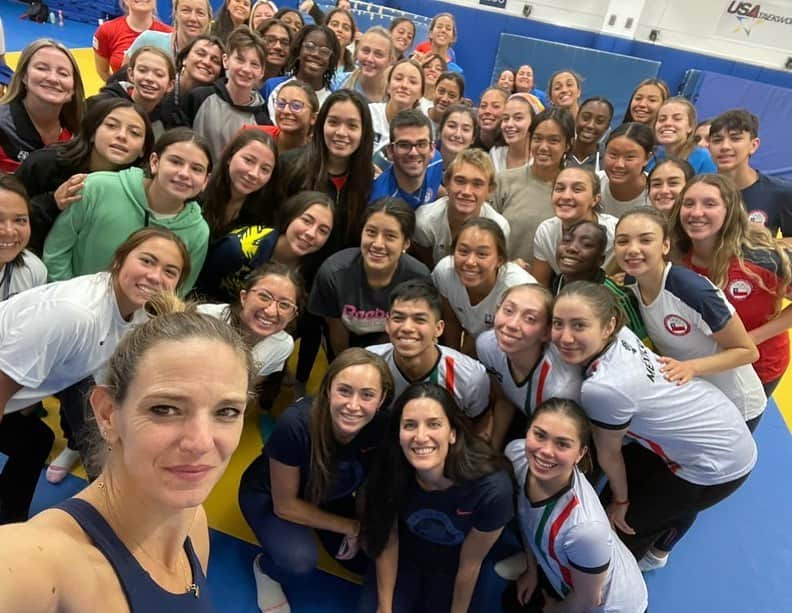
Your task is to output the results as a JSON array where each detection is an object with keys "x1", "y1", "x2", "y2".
[
  {"x1": 685, "y1": 249, "x2": 792, "y2": 383},
  {"x1": 627, "y1": 262, "x2": 766, "y2": 420},
  {"x1": 508, "y1": 442, "x2": 648, "y2": 613},
  {"x1": 0, "y1": 272, "x2": 146, "y2": 415},
  {"x1": 399, "y1": 470, "x2": 514, "y2": 574},
  {"x1": 0, "y1": 250, "x2": 47, "y2": 301},
  {"x1": 597, "y1": 176, "x2": 650, "y2": 219},
  {"x1": 741, "y1": 171, "x2": 792, "y2": 237},
  {"x1": 646, "y1": 146, "x2": 716, "y2": 174},
  {"x1": 366, "y1": 342, "x2": 490, "y2": 418},
  {"x1": 413, "y1": 196, "x2": 511, "y2": 266},
  {"x1": 309, "y1": 248, "x2": 431, "y2": 347},
  {"x1": 582, "y1": 327, "x2": 757, "y2": 486},
  {"x1": 492, "y1": 165, "x2": 554, "y2": 262},
  {"x1": 432, "y1": 257, "x2": 535, "y2": 338},
  {"x1": 0, "y1": 100, "x2": 71, "y2": 172},
  {"x1": 92, "y1": 16, "x2": 172, "y2": 74},
  {"x1": 255, "y1": 398, "x2": 386, "y2": 501},
  {"x1": 532, "y1": 214, "x2": 619, "y2": 273},
  {"x1": 476, "y1": 331, "x2": 581, "y2": 416},
  {"x1": 369, "y1": 151, "x2": 444, "y2": 210},
  {"x1": 197, "y1": 303, "x2": 294, "y2": 377}
]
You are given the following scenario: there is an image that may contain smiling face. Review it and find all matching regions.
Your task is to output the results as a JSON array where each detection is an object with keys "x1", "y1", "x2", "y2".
[
  {"x1": 679, "y1": 182, "x2": 728, "y2": 245},
  {"x1": 260, "y1": 24, "x2": 290, "y2": 69},
  {"x1": 629, "y1": 84, "x2": 664, "y2": 125},
  {"x1": 496, "y1": 69, "x2": 514, "y2": 92},
  {"x1": 550, "y1": 72, "x2": 580, "y2": 110},
  {"x1": 709, "y1": 128, "x2": 759, "y2": 173},
  {"x1": 227, "y1": 0, "x2": 251, "y2": 26},
  {"x1": 328, "y1": 364, "x2": 384, "y2": 443},
  {"x1": 223, "y1": 46, "x2": 264, "y2": 92},
  {"x1": 239, "y1": 274, "x2": 298, "y2": 339},
  {"x1": 575, "y1": 100, "x2": 611, "y2": 146},
  {"x1": 494, "y1": 286, "x2": 549, "y2": 355},
  {"x1": 99, "y1": 337, "x2": 247, "y2": 510},
  {"x1": 525, "y1": 411, "x2": 586, "y2": 485},
  {"x1": 429, "y1": 15, "x2": 455, "y2": 48},
  {"x1": 251, "y1": 2, "x2": 275, "y2": 29},
  {"x1": 477, "y1": 90, "x2": 506, "y2": 133},
  {"x1": 694, "y1": 123, "x2": 711, "y2": 149},
  {"x1": 129, "y1": 51, "x2": 173, "y2": 106},
  {"x1": 323, "y1": 99, "x2": 363, "y2": 161},
  {"x1": 275, "y1": 85, "x2": 316, "y2": 135},
  {"x1": 604, "y1": 136, "x2": 648, "y2": 185},
  {"x1": 298, "y1": 30, "x2": 332, "y2": 81},
  {"x1": 514, "y1": 65, "x2": 534, "y2": 92},
  {"x1": 23, "y1": 47, "x2": 75, "y2": 107},
  {"x1": 440, "y1": 111, "x2": 475, "y2": 157},
  {"x1": 399, "y1": 397, "x2": 456, "y2": 475},
  {"x1": 387, "y1": 298, "x2": 444, "y2": 360},
  {"x1": 93, "y1": 106, "x2": 147, "y2": 168},
  {"x1": 433, "y1": 78, "x2": 461, "y2": 115},
  {"x1": 114, "y1": 237, "x2": 185, "y2": 311},
  {"x1": 228, "y1": 140, "x2": 275, "y2": 198},
  {"x1": 389, "y1": 125, "x2": 434, "y2": 179},
  {"x1": 556, "y1": 223, "x2": 604, "y2": 279},
  {"x1": 649, "y1": 163, "x2": 687, "y2": 213},
  {"x1": 422, "y1": 58, "x2": 443, "y2": 87},
  {"x1": 388, "y1": 62, "x2": 423, "y2": 108},
  {"x1": 391, "y1": 21, "x2": 415, "y2": 55},
  {"x1": 361, "y1": 211, "x2": 409, "y2": 276},
  {"x1": 551, "y1": 295, "x2": 614, "y2": 365},
  {"x1": 530, "y1": 119, "x2": 568, "y2": 171},
  {"x1": 356, "y1": 32, "x2": 391, "y2": 79},
  {"x1": 0, "y1": 188, "x2": 30, "y2": 265},
  {"x1": 149, "y1": 141, "x2": 210, "y2": 202},
  {"x1": 453, "y1": 226, "x2": 503, "y2": 294},
  {"x1": 655, "y1": 101, "x2": 693, "y2": 151},
  {"x1": 448, "y1": 161, "x2": 491, "y2": 218},
  {"x1": 327, "y1": 11, "x2": 354, "y2": 49},
  {"x1": 500, "y1": 97, "x2": 532, "y2": 146},
  {"x1": 175, "y1": 0, "x2": 211, "y2": 40},
  {"x1": 552, "y1": 167, "x2": 598, "y2": 224},
  {"x1": 283, "y1": 203, "x2": 333, "y2": 257},
  {"x1": 279, "y1": 9, "x2": 303, "y2": 36},
  {"x1": 613, "y1": 213, "x2": 669, "y2": 280},
  {"x1": 183, "y1": 39, "x2": 223, "y2": 85}
]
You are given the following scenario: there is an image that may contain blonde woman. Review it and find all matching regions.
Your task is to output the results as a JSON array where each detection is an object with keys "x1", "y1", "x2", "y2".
[{"x1": 124, "y1": 0, "x2": 213, "y2": 62}]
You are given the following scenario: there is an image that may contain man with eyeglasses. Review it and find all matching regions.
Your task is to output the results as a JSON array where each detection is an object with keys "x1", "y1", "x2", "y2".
[{"x1": 370, "y1": 109, "x2": 444, "y2": 210}]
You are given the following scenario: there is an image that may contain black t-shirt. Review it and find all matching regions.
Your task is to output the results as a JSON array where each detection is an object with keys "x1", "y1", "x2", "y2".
[
  {"x1": 398, "y1": 470, "x2": 515, "y2": 574},
  {"x1": 254, "y1": 398, "x2": 386, "y2": 503},
  {"x1": 308, "y1": 248, "x2": 432, "y2": 347},
  {"x1": 742, "y1": 171, "x2": 792, "y2": 237}
]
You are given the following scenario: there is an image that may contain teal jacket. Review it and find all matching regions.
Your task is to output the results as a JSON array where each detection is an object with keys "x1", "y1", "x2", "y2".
[{"x1": 43, "y1": 167, "x2": 208, "y2": 293}]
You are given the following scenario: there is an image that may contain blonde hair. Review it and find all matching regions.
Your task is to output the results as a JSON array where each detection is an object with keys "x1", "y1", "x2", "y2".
[
  {"x1": 657, "y1": 96, "x2": 697, "y2": 160},
  {"x1": 444, "y1": 147, "x2": 495, "y2": 189},
  {"x1": 173, "y1": 0, "x2": 213, "y2": 35},
  {"x1": 1, "y1": 39, "x2": 85, "y2": 136},
  {"x1": 669, "y1": 174, "x2": 792, "y2": 306},
  {"x1": 343, "y1": 27, "x2": 394, "y2": 91}
]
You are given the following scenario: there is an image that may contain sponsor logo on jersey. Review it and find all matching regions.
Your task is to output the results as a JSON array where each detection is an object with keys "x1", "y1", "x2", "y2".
[
  {"x1": 748, "y1": 209, "x2": 768, "y2": 225},
  {"x1": 663, "y1": 314, "x2": 691, "y2": 336},
  {"x1": 728, "y1": 279, "x2": 752, "y2": 300}
]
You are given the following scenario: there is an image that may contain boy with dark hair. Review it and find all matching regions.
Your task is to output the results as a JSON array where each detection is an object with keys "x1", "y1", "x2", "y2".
[{"x1": 710, "y1": 108, "x2": 792, "y2": 238}]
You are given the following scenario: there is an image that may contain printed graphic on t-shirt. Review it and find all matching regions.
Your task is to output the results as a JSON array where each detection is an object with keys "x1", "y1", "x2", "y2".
[
  {"x1": 405, "y1": 509, "x2": 465, "y2": 546},
  {"x1": 727, "y1": 279, "x2": 753, "y2": 300},
  {"x1": 663, "y1": 314, "x2": 691, "y2": 336}
]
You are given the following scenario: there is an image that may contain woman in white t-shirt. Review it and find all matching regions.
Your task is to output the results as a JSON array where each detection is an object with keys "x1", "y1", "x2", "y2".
[
  {"x1": 433, "y1": 217, "x2": 535, "y2": 356},
  {"x1": 504, "y1": 398, "x2": 647, "y2": 613},
  {"x1": 532, "y1": 167, "x2": 618, "y2": 287},
  {"x1": 489, "y1": 94, "x2": 534, "y2": 174},
  {"x1": 368, "y1": 59, "x2": 425, "y2": 153},
  {"x1": 0, "y1": 175, "x2": 46, "y2": 301},
  {"x1": 199, "y1": 261, "x2": 299, "y2": 411},
  {"x1": 600, "y1": 122, "x2": 653, "y2": 218},
  {"x1": 552, "y1": 280, "x2": 756, "y2": 572},
  {"x1": 0, "y1": 227, "x2": 190, "y2": 523}
]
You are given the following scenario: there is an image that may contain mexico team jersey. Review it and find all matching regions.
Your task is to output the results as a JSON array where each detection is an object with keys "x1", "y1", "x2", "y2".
[
  {"x1": 366, "y1": 343, "x2": 490, "y2": 418},
  {"x1": 476, "y1": 331, "x2": 581, "y2": 416},
  {"x1": 685, "y1": 249, "x2": 791, "y2": 383},
  {"x1": 508, "y1": 442, "x2": 648, "y2": 612},
  {"x1": 627, "y1": 262, "x2": 766, "y2": 420},
  {"x1": 583, "y1": 328, "x2": 757, "y2": 486}
]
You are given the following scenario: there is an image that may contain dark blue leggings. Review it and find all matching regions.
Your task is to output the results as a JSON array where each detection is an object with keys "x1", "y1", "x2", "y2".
[{"x1": 238, "y1": 454, "x2": 367, "y2": 585}]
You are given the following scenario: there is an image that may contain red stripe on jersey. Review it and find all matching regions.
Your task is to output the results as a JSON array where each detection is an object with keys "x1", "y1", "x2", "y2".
[
  {"x1": 534, "y1": 360, "x2": 551, "y2": 407},
  {"x1": 628, "y1": 430, "x2": 682, "y2": 473},
  {"x1": 444, "y1": 356, "x2": 456, "y2": 392},
  {"x1": 548, "y1": 496, "x2": 579, "y2": 591}
]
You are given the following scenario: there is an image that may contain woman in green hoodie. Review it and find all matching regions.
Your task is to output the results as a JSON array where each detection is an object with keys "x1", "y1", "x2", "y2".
[{"x1": 42, "y1": 127, "x2": 212, "y2": 293}]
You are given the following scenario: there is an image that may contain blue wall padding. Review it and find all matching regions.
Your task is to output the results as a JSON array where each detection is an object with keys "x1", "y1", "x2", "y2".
[
  {"x1": 311, "y1": 2, "x2": 430, "y2": 46},
  {"x1": 493, "y1": 34, "x2": 660, "y2": 122},
  {"x1": 680, "y1": 70, "x2": 792, "y2": 179}
]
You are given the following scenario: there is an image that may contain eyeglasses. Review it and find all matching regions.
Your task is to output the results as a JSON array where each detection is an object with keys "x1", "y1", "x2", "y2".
[
  {"x1": 302, "y1": 40, "x2": 333, "y2": 59},
  {"x1": 263, "y1": 35, "x2": 290, "y2": 49},
  {"x1": 392, "y1": 140, "x2": 432, "y2": 154},
  {"x1": 275, "y1": 99, "x2": 306, "y2": 113},
  {"x1": 254, "y1": 290, "x2": 298, "y2": 315}
]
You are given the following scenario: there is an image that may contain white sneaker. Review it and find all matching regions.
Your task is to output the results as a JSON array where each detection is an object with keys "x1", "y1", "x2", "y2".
[
  {"x1": 46, "y1": 448, "x2": 81, "y2": 484},
  {"x1": 253, "y1": 554, "x2": 290, "y2": 613},
  {"x1": 638, "y1": 549, "x2": 669, "y2": 572},
  {"x1": 494, "y1": 552, "x2": 528, "y2": 580}
]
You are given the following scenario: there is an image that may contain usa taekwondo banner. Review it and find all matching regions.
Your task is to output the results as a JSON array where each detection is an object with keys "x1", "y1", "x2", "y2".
[{"x1": 716, "y1": 2, "x2": 792, "y2": 47}]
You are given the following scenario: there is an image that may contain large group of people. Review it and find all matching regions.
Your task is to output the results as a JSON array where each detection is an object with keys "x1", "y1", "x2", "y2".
[{"x1": 0, "y1": 1, "x2": 790, "y2": 611}]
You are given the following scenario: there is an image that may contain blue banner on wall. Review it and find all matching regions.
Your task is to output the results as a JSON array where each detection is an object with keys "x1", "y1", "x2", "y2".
[{"x1": 479, "y1": 0, "x2": 507, "y2": 8}]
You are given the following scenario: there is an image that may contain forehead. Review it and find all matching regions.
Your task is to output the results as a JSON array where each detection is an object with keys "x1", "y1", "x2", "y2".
[
  {"x1": 126, "y1": 237, "x2": 184, "y2": 266},
  {"x1": 0, "y1": 189, "x2": 28, "y2": 212},
  {"x1": 304, "y1": 30, "x2": 329, "y2": 44},
  {"x1": 134, "y1": 51, "x2": 169, "y2": 68},
  {"x1": 531, "y1": 412, "x2": 581, "y2": 441},
  {"x1": 249, "y1": 274, "x2": 296, "y2": 297},
  {"x1": 480, "y1": 91, "x2": 505, "y2": 104},
  {"x1": 556, "y1": 167, "x2": 590, "y2": 184},
  {"x1": 517, "y1": 65, "x2": 533, "y2": 74},
  {"x1": 394, "y1": 125, "x2": 431, "y2": 141},
  {"x1": 659, "y1": 101, "x2": 689, "y2": 115},
  {"x1": 682, "y1": 182, "x2": 722, "y2": 199},
  {"x1": 504, "y1": 286, "x2": 546, "y2": 309},
  {"x1": 162, "y1": 141, "x2": 209, "y2": 164},
  {"x1": 326, "y1": 100, "x2": 361, "y2": 120},
  {"x1": 365, "y1": 210, "x2": 402, "y2": 230},
  {"x1": 436, "y1": 77, "x2": 459, "y2": 90},
  {"x1": 332, "y1": 363, "x2": 382, "y2": 386},
  {"x1": 533, "y1": 119, "x2": 562, "y2": 136},
  {"x1": 554, "y1": 294, "x2": 597, "y2": 317},
  {"x1": 553, "y1": 72, "x2": 576, "y2": 85},
  {"x1": 452, "y1": 162, "x2": 488, "y2": 181},
  {"x1": 458, "y1": 226, "x2": 496, "y2": 247},
  {"x1": 392, "y1": 298, "x2": 434, "y2": 315},
  {"x1": 392, "y1": 62, "x2": 421, "y2": 78},
  {"x1": 298, "y1": 203, "x2": 333, "y2": 222},
  {"x1": 566, "y1": 224, "x2": 600, "y2": 242},
  {"x1": 402, "y1": 397, "x2": 446, "y2": 420},
  {"x1": 191, "y1": 39, "x2": 222, "y2": 54},
  {"x1": 616, "y1": 214, "x2": 663, "y2": 233},
  {"x1": 104, "y1": 106, "x2": 146, "y2": 126},
  {"x1": 651, "y1": 163, "x2": 685, "y2": 180},
  {"x1": 30, "y1": 46, "x2": 73, "y2": 68},
  {"x1": 445, "y1": 112, "x2": 473, "y2": 127},
  {"x1": 635, "y1": 84, "x2": 662, "y2": 96},
  {"x1": 434, "y1": 15, "x2": 454, "y2": 27},
  {"x1": 278, "y1": 85, "x2": 310, "y2": 100},
  {"x1": 579, "y1": 100, "x2": 610, "y2": 116}
]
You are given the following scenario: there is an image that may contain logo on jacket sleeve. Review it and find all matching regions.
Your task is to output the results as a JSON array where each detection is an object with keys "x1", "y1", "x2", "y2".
[{"x1": 663, "y1": 314, "x2": 691, "y2": 336}]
